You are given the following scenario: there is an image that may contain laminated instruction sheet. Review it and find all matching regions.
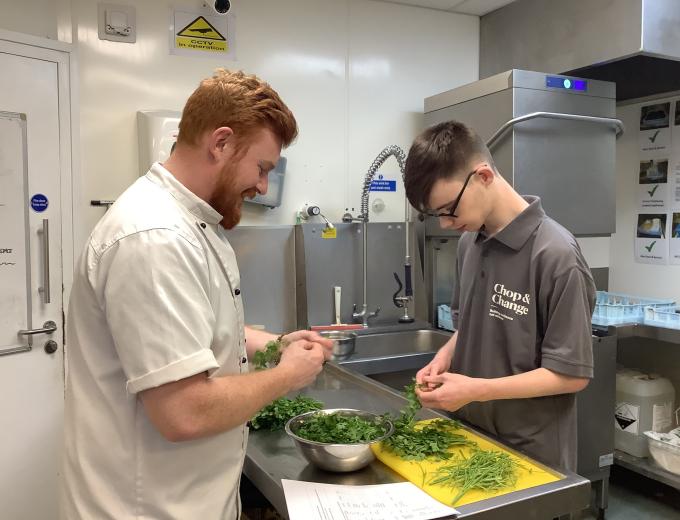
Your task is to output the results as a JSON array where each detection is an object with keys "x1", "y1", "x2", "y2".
[{"x1": 636, "y1": 99, "x2": 680, "y2": 264}]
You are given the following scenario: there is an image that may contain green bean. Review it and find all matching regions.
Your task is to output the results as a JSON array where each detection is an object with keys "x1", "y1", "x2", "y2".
[{"x1": 429, "y1": 449, "x2": 521, "y2": 505}]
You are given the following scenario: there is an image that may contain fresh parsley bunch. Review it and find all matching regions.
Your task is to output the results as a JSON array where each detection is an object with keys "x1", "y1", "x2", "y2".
[
  {"x1": 295, "y1": 413, "x2": 390, "y2": 444},
  {"x1": 250, "y1": 395, "x2": 324, "y2": 431},
  {"x1": 381, "y1": 380, "x2": 475, "y2": 461},
  {"x1": 252, "y1": 340, "x2": 282, "y2": 370}
]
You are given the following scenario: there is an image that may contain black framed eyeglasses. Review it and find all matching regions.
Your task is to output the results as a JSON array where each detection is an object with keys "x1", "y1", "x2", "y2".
[{"x1": 422, "y1": 165, "x2": 482, "y2": 218}]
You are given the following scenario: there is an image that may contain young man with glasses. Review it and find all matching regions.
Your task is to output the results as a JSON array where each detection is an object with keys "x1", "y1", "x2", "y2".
[{"x1": 406, "y1": 120, "x2": 595, "y2": 472}]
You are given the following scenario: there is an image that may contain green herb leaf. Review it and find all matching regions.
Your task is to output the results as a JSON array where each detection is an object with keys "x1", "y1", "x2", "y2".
[
  {"x1": 252, "y1": 340, "x2": 283, "y2": 370},
  {"x1": 295, "y1": 413, "x2": 390, "y2": 444},
  {"x1": 250, "y1": 395, "x2": 324, "y2": 431},
  {"x1": 380, "y1": 379, "x2": 475, "y2": 461}
]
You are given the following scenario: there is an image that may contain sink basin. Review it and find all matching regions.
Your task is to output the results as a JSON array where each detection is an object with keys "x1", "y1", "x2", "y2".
[{"x1": 335, "y1": 329, "x2": 451, "y2": 375}]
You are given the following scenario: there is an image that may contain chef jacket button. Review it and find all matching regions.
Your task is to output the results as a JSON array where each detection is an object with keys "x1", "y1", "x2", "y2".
[
  {"x1": 241, "y1": 357, "x2": 247, "y2": 364},
  {"x1": 234, "y1": 288, "x2": 241, "y2": 296},
  {"x1": 200, "y1": 222, "x2": 206, "y2": 229}
]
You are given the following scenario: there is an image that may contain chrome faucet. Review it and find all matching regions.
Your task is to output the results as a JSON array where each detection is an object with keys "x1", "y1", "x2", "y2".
[{"x1": 347, "y1": 145, "x2": 413, "y2": 327}]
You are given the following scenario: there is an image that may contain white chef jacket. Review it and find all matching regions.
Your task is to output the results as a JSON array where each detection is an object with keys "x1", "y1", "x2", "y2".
[{"x1": 61, "y1": 163, "x2": 249, "y2": 520}]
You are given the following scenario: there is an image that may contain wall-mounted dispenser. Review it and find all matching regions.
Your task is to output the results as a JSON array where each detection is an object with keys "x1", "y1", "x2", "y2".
[
  {"x1": 245, "y1": 156, "x2": 286, "y2": 209},
  {"x1": 137, "y1": 110, "x2": 181, "y2": 176}
]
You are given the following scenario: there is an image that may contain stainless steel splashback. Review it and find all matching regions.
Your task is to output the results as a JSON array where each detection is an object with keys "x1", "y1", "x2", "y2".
[
  {"x1": 480, "y1": 0, "x2": 680, "y2": 100},
  {"x1": 226, "y1": 223, "x2": 427, "y2": 333},
  {"x1": 295, "y1": 223, "x2": 427, "y2": 329},
  {"x1": 225, "y1": 226, "x2": 297, "y2": 333}
]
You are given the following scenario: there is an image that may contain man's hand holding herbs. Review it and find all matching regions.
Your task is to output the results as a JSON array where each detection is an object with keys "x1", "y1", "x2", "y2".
[
  {"x1": 280, "y1": 330, "x2": 333, "y2": 360},
  {"x1": 276, "y1": 341, "x2": 326, "y2": 391}
]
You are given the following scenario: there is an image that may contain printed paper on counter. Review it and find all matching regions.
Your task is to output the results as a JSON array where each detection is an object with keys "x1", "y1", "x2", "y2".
[
  {"x1": 282, "y1": 479, "x2": 459, "y2": 520},
  {"x1": 635, "y1": 213, "x2": 668, "y2": 265}
]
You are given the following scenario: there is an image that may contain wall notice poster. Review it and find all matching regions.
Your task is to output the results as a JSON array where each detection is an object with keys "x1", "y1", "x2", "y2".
[
  {"x1": 672, "y1": 101, "x2": 680, "y2": 207},
  {"x1": 638, "y1": 102, "x2": 671, "y2": 209},
  {"x1": 170, "y1": 9, "x2": 236, "y2": 59},
  {"x1": 670, "y1": 212, "x2": 680, "y2": 265},
  {"x1": 635, "y1": 99, "x2": 680, "y2": 264},
  {"x1": 635, "y1": 213, "x2": 668, "y2": 264},
  {"x1": 638, "y1": 158, "x2": 668, "y2": 209}
]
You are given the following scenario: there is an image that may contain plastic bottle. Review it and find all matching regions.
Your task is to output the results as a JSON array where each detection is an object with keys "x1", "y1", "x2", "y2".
[{"x1": 615, "y1": 372, "x2": 675, "y2": 458}]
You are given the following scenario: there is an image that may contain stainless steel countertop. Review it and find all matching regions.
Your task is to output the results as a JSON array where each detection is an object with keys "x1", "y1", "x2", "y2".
[{"x1": 244, "y1": 363, "x2": 590, "y2": 519}]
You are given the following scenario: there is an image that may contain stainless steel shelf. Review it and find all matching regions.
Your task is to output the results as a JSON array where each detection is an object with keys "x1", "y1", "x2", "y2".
[
  {"x1": 615, "y1": 323, "x2": 680, "y2": 344},
  {"x1": 612, "y1": 324, "x2": 680, "y2": 492},
  {"x1": 614, "y1": 450, "x2": 680, "y2": 490}
]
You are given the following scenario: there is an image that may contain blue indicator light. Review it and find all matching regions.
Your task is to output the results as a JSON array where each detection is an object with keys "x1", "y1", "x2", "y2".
[
  {"x1": 546, "y1": 76, "x2": 588, "y2": 91},
  {"x1": 572, "y1": 79, "x2": 587, "y2": 91}
]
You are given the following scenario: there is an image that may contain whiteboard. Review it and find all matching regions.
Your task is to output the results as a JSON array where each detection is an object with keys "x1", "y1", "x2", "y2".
[{"x1": 0, "y1": 112, "x2": 31, "y2": 349}]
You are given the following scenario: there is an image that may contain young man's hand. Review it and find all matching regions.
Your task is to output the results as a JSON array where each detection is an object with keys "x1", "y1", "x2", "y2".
[
  {"x1": 415, "y1": 345, "x2": 454, "y2": 389},
  {"x1": 277, "y1": 340, "x2": 326, "y2": 391},
  {"x1": 281, "y1": 330, "x2": 333, "y2": 360},
  {"x1": 415, "y1": 372, "x2": 485, "y2": 411}
]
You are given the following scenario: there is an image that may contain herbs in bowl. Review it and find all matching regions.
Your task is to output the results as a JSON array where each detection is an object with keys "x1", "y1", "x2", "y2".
[
  {"x1": 285, "y1": 409, "x2": 394, "y2": 472},
  {"x1": 250, "y1": 395, "x2": 324, "y2": 431}
]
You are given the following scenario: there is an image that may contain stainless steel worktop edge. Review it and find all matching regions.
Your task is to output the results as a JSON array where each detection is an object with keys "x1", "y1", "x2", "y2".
[{"x1": 243, "y1": 363, "x2": 590, "y2": 519}]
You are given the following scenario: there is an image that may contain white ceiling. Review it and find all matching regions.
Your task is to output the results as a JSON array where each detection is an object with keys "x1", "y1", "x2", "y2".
[{"x1": 374, "y1": 0, "x2": 517, "y2": 16}]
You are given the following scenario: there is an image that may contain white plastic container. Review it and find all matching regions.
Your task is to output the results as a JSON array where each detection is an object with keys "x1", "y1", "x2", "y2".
[
  {"x1": 644, "y1": 428, "x2": 680, "y2": 475},
  {"x1": 615, "y1": 372, "x2": 675, "y2": 457},
  {"x1": 615, "y1": 367, "x2": 644, "y2": 385}
]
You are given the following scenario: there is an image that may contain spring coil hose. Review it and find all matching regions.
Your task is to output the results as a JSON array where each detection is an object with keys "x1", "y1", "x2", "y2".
[{"x1": 360, "y1": 145, "x2": 406, "y2": 221}]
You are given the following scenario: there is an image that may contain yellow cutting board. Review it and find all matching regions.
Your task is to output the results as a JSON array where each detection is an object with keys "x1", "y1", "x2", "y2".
[{"x1": 372, "y1": 419, "x2": 562, "y2": 507}]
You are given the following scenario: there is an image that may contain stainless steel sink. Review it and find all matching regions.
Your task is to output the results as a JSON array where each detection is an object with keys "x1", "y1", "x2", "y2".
[{"x1": 335, "y1": 329, "x2": 451, "y2": 376}]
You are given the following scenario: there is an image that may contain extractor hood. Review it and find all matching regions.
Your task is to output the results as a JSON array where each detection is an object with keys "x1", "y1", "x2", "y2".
[{"x1": 479, "y1": 0, "x2": 680, "y2": 100}]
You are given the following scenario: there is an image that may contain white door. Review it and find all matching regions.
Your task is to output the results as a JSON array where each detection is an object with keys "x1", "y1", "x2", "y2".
[{"x1": 0, "y1": 40, "x2": 70, "y2": 520}]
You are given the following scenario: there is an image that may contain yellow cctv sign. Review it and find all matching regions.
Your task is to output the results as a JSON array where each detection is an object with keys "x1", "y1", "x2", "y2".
[
  {"x1": 171, "y1": 10, "x2": 235, "y2": 58},
  {"x1": 176, "y1": 15, "x2": 227, "y2": 52}
]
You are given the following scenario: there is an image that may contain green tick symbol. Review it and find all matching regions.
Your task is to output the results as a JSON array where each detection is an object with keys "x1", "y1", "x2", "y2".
[
  {"x1": 648, "y1": 185, "x2": 659, "y2": 197},
  {"x1": 649, "y1": 130, "x2": 661, "y2": 143},
  {"x1": 644, "y1": 241, "x2": 657, "y2": 252}
]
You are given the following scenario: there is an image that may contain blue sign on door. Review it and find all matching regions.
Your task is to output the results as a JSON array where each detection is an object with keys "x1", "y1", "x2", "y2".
[
  {"x1": 30, "y1": 194, "x2": 49, "y2": 212},
  {"x1": 369, "y1": 180, "x2": 397, "y2": 192}
]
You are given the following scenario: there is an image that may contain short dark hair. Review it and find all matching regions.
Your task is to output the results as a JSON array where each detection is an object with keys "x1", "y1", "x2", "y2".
[{"x1": 404, "y1": 120, "x2": 493, "y2": 212}]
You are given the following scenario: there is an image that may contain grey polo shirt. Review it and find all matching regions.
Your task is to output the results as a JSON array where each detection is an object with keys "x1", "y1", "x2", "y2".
[{"x1": 451, "y1": 196, "x2": 595, "y2": 472}]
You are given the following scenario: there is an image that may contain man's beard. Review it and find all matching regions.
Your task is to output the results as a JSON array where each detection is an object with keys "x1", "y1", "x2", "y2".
[{"x1": 209, "y1": 162, "x2": 257, "y2": 229}]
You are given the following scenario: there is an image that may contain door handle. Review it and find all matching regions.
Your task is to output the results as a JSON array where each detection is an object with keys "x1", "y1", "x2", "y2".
[
  {"x1": 18, "y1": 320, "x2": 57, "y2": 336},
  {"x1": 38, "y1": 218, "x2": 50, "y2": 304},
  {"x1": 0, "y1": 321, "x2": 58, "y2": 357},
  {"x1": 486, "y1": 111, "x2": 625, "y2": 150}
]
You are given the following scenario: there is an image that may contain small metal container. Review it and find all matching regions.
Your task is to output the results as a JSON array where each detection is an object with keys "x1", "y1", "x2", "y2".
[
  {"x1": 285, "y1": 408, "x2": 394, "y2": 472},
  {"x1": 319, "y1": 331, "x2": 357, "y2": 360}
]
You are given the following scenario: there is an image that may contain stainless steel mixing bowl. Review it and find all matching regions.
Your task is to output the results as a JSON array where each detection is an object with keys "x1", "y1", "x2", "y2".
[
  {"x1": 318, "y1": 331, "x2": 357, "y2": 360},
  {"x1": 285, "y1": 408, "x2": 394, "y2": 472}
]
